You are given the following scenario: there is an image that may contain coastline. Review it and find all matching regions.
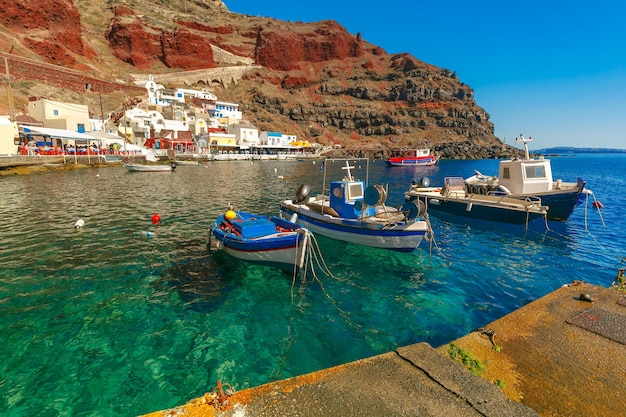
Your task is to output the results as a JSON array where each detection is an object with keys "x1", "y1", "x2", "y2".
[{"x1": 0, "y1": 155, "x2": 140, "y2": 176}]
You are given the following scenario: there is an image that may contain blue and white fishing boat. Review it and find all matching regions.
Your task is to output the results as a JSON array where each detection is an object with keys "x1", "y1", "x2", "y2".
[
  {"x1": 208, "y1": 209, "x2": 310, "y2": 272},
  {"x1": 279, "y1": 158, "x2": 432, "y2": 252},
  {"x1": 464, "y1": 135, "x2": 589, "y2": 221},
  {"x1": 404, "y1": 176, "x2": 549, "y2": 227}
]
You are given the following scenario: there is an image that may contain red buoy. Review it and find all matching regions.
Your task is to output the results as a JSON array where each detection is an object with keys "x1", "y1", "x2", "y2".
[{"x1": 151, "y1": 213, "x2": 161, "y2": 224}]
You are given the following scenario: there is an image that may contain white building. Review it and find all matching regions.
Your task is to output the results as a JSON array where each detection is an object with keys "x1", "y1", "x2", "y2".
[
  {"x1": 259, "y1": 131, "x2": 291, "y2": 146},
  {"x1": 27, "y1": 98, "x2": 91, "y2": 133},
  {"x1": 228, "y1": 124, "x2": 259, "y2": 146},
  {"x1": 0, "y1": 117, "x2": 19, "y2": 155},
  {"x1": 145, "y1": 75, "x2": 217, "y2": 106},
  {"x1": 212, "y1": 101, "x2": 242, "y2": 121}
]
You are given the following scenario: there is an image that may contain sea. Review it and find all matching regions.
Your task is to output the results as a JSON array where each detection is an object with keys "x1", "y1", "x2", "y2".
[{"x1": 1, "y1": 154, "x2": 624, "y2": 417}]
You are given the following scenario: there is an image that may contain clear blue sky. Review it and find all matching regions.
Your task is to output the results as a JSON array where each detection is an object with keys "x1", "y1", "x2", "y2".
[{"x1": 225, "y1": 1, "x2": 626, "y2": 150}]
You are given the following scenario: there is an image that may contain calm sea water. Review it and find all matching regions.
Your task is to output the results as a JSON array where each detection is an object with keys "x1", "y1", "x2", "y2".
[{"x1": 1, "y1": 154, "x2": 624, "y2": 416}]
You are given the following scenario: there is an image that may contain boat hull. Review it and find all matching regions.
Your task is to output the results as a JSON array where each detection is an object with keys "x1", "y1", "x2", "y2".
[
  {"x1": 279, "y1": 203, "x2": 427, "y2": 252},
  {"x1": 384, "y1": 158, "x2": 437, "y2": 167},
  {"x1": 465, "y1": 178, "x2": 586, "y2": 221},
  {"x1": 519, "y1": 189, "x2": 584, "y2": 221},
  {"x1": 123, "y1": 164, "x2": 173, "y2": 172},
  {"x1": 415, "y1": 195, "x2": 545, "y2": 224},
  {"x1": 404, "y1": 179, "x2": 548, "y2": 226}
]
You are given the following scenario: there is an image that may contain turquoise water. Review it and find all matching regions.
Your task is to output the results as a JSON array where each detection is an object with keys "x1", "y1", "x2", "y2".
[{"x1": 1, "y1": 154, "x2": 624, "y2": 416}]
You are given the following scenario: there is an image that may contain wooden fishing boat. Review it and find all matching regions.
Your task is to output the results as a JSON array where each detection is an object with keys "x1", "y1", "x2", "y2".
[
  {"x1": 279, "y1": 158, "x2": 432, "y2": 252},
  {"x1": 208, "y1": 209, "x2": 310, "y2": 272}
]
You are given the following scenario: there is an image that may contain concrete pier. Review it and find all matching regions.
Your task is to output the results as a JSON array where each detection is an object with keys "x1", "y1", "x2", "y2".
[{"x1": 143, "y1": 282, "x2": 626, "y2": 416}]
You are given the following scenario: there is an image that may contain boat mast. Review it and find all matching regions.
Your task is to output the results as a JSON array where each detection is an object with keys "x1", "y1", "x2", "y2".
[{"x1": 516, "y1": 134, "x2": 532, "y2": 159}]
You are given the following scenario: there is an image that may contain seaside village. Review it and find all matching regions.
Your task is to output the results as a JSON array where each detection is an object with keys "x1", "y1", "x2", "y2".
[{"x1": 0, "y1": 75, "x2": 323, "y2": 162}]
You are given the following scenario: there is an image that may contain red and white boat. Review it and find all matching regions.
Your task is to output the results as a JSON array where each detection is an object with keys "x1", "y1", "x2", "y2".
[{"x1": 385, "y1": 148, "x2": 438, "y2": 167}]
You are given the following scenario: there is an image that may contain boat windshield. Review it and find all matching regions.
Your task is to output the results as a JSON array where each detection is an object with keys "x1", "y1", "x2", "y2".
[
  {"x1": 346, "y1": 182, "x2": 364, "y2": 200},
  {"x1": 524, "y1": 165, "x2": 546, "y2": 179}
]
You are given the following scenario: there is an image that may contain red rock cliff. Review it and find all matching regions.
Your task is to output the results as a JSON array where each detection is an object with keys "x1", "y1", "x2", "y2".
[
  {"x1": 253, "y1": 20, "x2": 364, "y2": 71},
  {"x1": 105, "y1": 6, "x2": 216, "y2": 70},
  {"x1": 0, "y1": 0, "x2": 88, "y2": 66}
]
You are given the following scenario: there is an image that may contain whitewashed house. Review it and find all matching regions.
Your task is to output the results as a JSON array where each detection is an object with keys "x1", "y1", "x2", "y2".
[
  {"x1": 27, "y1": 98, "x2": 91, "y2": 133},
  {"x1": 0, "y1": 116, "x2": 19, "y2": 155},
  {"x1": 228, "y1": 124, "x2": 259, "y2": 146}
]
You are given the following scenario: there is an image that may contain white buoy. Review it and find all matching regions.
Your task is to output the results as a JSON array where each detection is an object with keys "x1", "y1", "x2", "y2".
[{"x1": 74, "y1": 219, "x2": 85, "y2": 230}]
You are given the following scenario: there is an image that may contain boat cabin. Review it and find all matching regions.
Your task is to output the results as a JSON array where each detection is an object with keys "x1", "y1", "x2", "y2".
[
  {"x1": 390, "y1": 148, "x2": 432, "y2": 158},
  {"x1": 498, "y1": 157, "x2": 553, "y2": 194},
  {"x1": 330, "y1": 180, "x2": 366, "y2": 218},
  {"x1": 329, "y1": 178, "x2": 390, "y2": 219}
]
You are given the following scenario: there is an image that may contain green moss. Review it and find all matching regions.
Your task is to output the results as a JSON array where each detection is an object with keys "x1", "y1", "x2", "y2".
[
  {"x1": 611, "y1": 267, "x2": 626, "y2": 293},
  {"x1": 447, "y1": 343, "x2": 485, "y2": 376},
  {"x1": 494, "y1": 379, "x2": 507, "y2": 390}
]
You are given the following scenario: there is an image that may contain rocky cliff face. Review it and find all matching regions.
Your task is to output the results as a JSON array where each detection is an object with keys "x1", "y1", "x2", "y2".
[
  {"x1": 105, "y1": 6, "x2": 217, "y2": 70},
  {"x1": 0, "y1": 0, "x2": 94, "y2": 67},
  {"x1": 0, "y1": 0, "x2": 519, "y2": 158}
]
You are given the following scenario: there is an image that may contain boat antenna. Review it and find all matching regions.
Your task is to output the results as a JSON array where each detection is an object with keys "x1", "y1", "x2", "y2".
[{"x1": 515, "y1": 134, "x2": 532, "y2": 160}]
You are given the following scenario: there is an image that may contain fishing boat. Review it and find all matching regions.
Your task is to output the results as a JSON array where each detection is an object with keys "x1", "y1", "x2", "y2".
[
  {"x1": 384, "y1": 148, "x2": 438, "y2": 167},
  {"x1": 208, "y1": 209, "x2": 310, "y2": 272},
  {"x1": 279, "y1": 158, "x2": 432, "y2": 252},
  {"x1": 404, "y1": 176, "x2": 548, "y2": 226},
  {"x1": 464, "y1": 135, "x2": 588, "y2": 221},
  {"x1": 123, "y1": 163, "x2": 176, "y2": 172},
  {"x1": 173, "y1": 160, "x2": 201, "y2": 166}
]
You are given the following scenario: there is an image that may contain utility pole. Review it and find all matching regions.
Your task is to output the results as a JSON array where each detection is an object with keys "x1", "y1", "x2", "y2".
[
  {"x1": 4, "y1": 56, "x2": 16, "y2": 122},
  {"x1": 99, "y1": 85, "x2": 105, "y2": 132}
]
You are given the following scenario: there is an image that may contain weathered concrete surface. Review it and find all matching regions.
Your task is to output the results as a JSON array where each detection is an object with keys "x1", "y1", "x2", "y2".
[
  {"x1": 143, "y1": 282, "x2": 626, "y2": 417},
  {"x1": 439, "y1": 282, "x2": 626, "y2": 417},
  {"x1": 144, "y1": 342, "x2": 536, "y2": 417}
]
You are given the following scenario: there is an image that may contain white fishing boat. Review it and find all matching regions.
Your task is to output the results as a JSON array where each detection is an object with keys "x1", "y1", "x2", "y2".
[
  {"x1": 279, "y1": 158, "x2": 432, "y2": 252},
  {"x1": 123, "y1": 163, "x2": 176, "y2": 172},
  {"x1": 464, "y1": 135, "x2": 589, "y2": 221},
  {"x1": 174, "y1": 160, "x2": 201, "y2": 166}
]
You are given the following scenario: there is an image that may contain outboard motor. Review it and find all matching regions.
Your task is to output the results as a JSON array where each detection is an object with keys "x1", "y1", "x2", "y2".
[
  {"x1": 411, "y1": 177, "x2": 430, "y2": 188},
  {"x1": 171, "y1": 163, "x2": 177, "y2": 172},
  {"x1": 295, "y1": 184, "x2": 311, "y2": 203}
]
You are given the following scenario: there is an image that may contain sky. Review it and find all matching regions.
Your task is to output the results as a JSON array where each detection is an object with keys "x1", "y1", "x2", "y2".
[{"x1": 224, "y1": 1, "x2": 626, "y2": 150}]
